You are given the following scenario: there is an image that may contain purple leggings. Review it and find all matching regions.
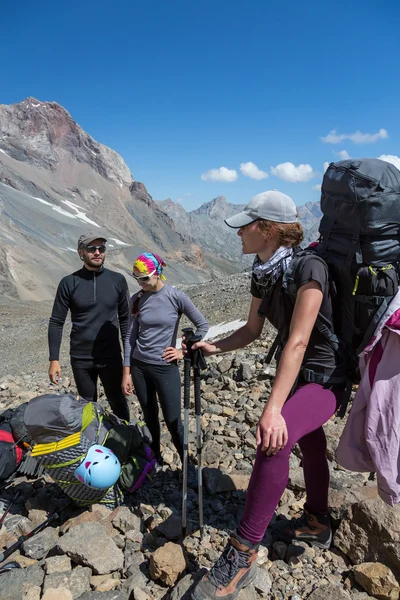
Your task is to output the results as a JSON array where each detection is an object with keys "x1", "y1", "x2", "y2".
[{"x1": 238, "y1": 383, "x2": 341, "y2": 545}]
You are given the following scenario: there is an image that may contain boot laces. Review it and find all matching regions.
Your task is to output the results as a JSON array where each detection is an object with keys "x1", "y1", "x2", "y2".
[{"x1": 208, "y1": 542, "x2": 250, "y2": 589}]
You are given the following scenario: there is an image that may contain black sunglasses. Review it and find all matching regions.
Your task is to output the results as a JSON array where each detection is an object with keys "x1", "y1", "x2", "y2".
[{"x1": 85, "y1": 245, "x2": 107, "y2": 253}]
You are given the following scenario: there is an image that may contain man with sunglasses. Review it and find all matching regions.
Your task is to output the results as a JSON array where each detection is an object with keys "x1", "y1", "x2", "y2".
[{"x1": 47, "y1": 232, "x2": 130, "y2": 420}]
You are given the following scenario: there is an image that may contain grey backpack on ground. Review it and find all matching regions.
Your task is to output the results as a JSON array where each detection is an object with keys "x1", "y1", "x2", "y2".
[{"x1": 24, "y1": 393, "x2": 155, "y2": 508}]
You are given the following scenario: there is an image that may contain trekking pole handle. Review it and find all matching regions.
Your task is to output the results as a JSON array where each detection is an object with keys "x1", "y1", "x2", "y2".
[
  {"x1": 182, "y1": 327, "x2": 195, "y2": 360},
  {"x1": 182, "y1": 327, "x2": 207, "y2": 371}
]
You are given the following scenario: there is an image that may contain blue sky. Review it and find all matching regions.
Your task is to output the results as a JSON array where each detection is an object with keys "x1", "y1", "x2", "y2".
[{"x1": 2, "y1": 0, "x2": 399, "y2": 210}]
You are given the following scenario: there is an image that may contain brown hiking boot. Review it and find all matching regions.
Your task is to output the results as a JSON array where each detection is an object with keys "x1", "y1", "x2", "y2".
[
  {"x1": 272, "y1": 509, "x2": 332, "y2": 549},
  {"x1": 192, "y1": 531, "x2": 259, "y2": 600}
]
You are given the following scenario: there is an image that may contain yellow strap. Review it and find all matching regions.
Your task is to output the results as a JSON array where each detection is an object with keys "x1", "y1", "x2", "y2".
[
  {"x1": 352, "y1": 275, "x2": 359, "y2": 295},
  {"x1": 81, "y1": 403, "x2": 96, "y2": 431},
  {"x1": 42, "y1": 455, "x2": 85, "y2": 469},
  {"x1": 31, "y1": 432, "x2": 82, "y2": 456}
]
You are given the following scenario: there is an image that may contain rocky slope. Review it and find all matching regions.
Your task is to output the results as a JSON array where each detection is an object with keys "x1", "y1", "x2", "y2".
[{"x1": 0, "y1": 276, "x2": 398, "y2": 600}]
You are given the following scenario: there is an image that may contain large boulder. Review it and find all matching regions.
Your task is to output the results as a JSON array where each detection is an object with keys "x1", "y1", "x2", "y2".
[
  {"x1": 149, "y1": 542, "x2": 186, "y2": 586},
  {"x1": 354, "y1": 562, "x2": 399, "y2": 600},
  {"x1": 334, "y1": 498, "x2": 400, "y2": 578},
  {"x1": 57, "y1": 522, "x2": 124, "y2": 575}
]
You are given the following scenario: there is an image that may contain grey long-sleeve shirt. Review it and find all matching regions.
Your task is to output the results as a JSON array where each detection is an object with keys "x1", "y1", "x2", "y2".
[{"x1": 124, "y1": 284, "x2": 208, "y2": 366}]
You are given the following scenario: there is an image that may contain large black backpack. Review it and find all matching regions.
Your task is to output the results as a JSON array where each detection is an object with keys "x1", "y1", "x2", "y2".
[
  {"x1": 274, "y1": 158, "x2": 400, "y2": 406},
  {"x1": 318, "y1": 158, "x2": 400, "y2": 365}
]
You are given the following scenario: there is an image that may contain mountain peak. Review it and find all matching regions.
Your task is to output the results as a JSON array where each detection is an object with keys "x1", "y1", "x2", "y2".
[
  {"x1": 192, "y1": 195, "x2": 228, "y2": 217},
  {"x1": 0, "y1": 98, "x2": 133, "y2": 187}
]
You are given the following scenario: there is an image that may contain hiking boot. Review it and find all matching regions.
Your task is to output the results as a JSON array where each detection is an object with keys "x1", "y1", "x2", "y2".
[
  {"x1": 192, "y1": 531, "x2": 258, "y2": 600},
  {"x1": 272, "y1": 509, "x2": 332, "y2": 549}
]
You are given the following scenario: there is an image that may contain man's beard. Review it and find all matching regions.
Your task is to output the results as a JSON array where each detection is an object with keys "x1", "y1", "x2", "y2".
[{"x1": 84, "y1": 255, "x2": 105, "y2": 269}]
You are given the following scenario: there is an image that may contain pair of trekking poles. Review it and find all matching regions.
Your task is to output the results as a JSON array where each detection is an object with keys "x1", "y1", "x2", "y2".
[{"x1": 181, "y1": 327, "x2": 207, "y2": 540}]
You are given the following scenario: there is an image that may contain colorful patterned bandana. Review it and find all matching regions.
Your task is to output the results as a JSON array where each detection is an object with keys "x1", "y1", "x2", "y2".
[{"x1": 133, "y1": 252, "x2": 167, "y2": 280}]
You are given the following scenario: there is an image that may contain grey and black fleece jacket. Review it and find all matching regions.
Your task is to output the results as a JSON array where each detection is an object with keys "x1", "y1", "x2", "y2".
[{"x1": 48, "y1": 266, "x2": 129, "y2": 362}]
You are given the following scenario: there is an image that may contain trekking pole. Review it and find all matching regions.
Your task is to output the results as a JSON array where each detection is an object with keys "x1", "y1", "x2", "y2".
[
  {"x1": 181, "y1": 327, "x2": 206, "y2": 539},
  {"x1": 192, "y1": 340, "x2": 207, "y2": 539},
  {"x1": 181, "y1": 327, "x2": 193, "y2": 539},
  {"x1": 0, "y1": 499, "x2": 73, "y2": 562},
  {"x1": 0, "y1": 491, "x2": 21, "y2": 531}
]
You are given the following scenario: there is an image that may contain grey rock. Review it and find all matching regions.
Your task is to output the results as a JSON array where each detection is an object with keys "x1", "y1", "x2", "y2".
[
  {"x1": 43, "y1": 566, "x2": 92, "y2": 600},
  {"x1": 76, "y1": 592, "x2": 128, "y2": 600},
  {"x1": 0, "y1": 565, "x2": 44, "y2": 600},
  {"x1": 120, "y1": 573, "x2": 149, "y2": 597},
  {"x1": 307, "y1": 585, "x2": 351, "y2": 600},
  {"x1": 169, "y1": 570, "x2": 207, "y2": 600},
  {"x1": 111, "y1": 507, "x2": 142, "y2": 534},
  {"x1": 203, "y1": 440, "x2": 222, "y2": 465},
  {"x1": 57, "y1": 522, "x2": 124, "y2": 574},
  {"x1": 123, "y1": 545, "x2": 147, "y2": 580},
  {"x1": 253, "y1": 567, "x2": 272, "y2": 595},
  {"x1": 22, "y1": 525, "x2": 59, "y2": 559},
  {"x1": 45, "y1": 554, "x2": 72, "y2": 573},
  {"x1": 240, "y1": 361, "x2": 254, "y2": 381},
  {"x1": 217, "y1": 358, "x2": 233, "y2": 374},
  {"x1": 288, "y1": 467, "x2": 306, "y2": 492},
  {"x1": 237, "y1": 585, "x2": 258, "y2": 600}
]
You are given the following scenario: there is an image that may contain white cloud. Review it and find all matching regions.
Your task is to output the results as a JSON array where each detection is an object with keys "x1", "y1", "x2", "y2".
[
  {"x1": 176, "y1": 197, "x2": 184, "y2": 202},
  {"x1": 378, "y1": 154, "x2": 400, "y2": 171},
  {"x1": 321, "y1": 128, "x2": 388, "y2": 144},
  {"x1": 240, "y1": 161, "x2": 268, "y2": 180},
  {"x1": 312, "y1": 184, "x2": 321, "y2": 191},
  {"x1": 183, "y1": 192, "x2": 192, "y2": 197},
  {"x1": 201, "y1": 167, "x2": 238, "y2": 182},
  {"x1": 270, "y1": 162, "x2": 316, "y2": 183},
  {"x1": 337, "y1": 150, "x2": 350, "y2": 160},
  {"x1": 323, "y1": 162, "x2": 330, "y2": 172}
]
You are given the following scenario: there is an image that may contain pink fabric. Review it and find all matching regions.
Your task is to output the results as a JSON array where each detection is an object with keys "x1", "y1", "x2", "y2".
[{"x1": 336, "y1": 291, "x2": 400, "y2": 506}]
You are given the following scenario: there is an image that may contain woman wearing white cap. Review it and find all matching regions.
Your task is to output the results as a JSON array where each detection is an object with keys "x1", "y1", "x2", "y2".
[{"x1": 190, "y1": 190, "x2": 345, "y2": 600}]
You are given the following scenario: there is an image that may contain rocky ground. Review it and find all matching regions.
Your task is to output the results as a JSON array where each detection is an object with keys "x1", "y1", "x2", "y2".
[{"x1": 0, "y1": 275, "x2": 399, "y2": 600}]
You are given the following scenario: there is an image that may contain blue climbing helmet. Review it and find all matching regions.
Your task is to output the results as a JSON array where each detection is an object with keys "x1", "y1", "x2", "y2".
[{"x1": 74, "y1": 444, "x2": 121, "y2": 489}]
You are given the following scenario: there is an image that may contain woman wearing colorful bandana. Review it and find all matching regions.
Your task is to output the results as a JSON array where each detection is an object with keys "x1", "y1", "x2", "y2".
[
  {"x1": 122, "y1": 252, "x2": 208, "y2": 481},
  {"x1": 188, "y1": 191, "x2": 346, "y2": 600}
]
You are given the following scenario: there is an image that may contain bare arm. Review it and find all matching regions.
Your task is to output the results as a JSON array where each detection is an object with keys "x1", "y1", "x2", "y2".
[
  {"x1": 257, "y1": 280, "x2": 324, "y2": 453},
  {"x1": 192, "y1": 296, "x2": 266, "y2": 355},
  {"x1": 266, "y1": 280, "x2": 323, "y2": 410}
]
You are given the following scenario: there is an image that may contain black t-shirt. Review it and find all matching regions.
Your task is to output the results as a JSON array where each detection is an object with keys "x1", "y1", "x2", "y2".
[{"x1": 251, "y1": 255, "x2": 340, "y2": 381}]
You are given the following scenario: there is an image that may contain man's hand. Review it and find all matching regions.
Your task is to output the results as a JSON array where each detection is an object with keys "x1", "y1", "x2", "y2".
[
  {"x1": 162, "y1": 347, "x2": 183, "y2": 362},
  {"x1": 48, "y1": 360, "x2": 62, "y2": 384},
  {"x1": 121, "y1": 372, "x2": 133, "y2": 395},
  {"x1": 256, "y1": 408, "x2": 288, "y2": 455}
]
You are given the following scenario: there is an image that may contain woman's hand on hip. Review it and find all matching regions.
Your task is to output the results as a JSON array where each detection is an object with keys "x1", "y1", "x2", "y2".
[
  {"x1": 256, "y1": 408, "x2": 288, "y2": 455},
  {"x1": 162, "y1": 347, "x2": 183, "y2": 362},
  {"x1": 121, "y1": 373, "x2": 133, "y2": 395}
]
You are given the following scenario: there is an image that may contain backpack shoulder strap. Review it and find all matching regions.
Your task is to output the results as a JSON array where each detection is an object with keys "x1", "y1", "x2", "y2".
[{"x1": 282, "y1": 249, "x2": 342, "y2": 355}]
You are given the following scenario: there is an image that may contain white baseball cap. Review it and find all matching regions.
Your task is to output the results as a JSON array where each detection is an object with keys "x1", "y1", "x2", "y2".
[{"x1": 225, "y1": 190, "x2": 297, "y2": 228}]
